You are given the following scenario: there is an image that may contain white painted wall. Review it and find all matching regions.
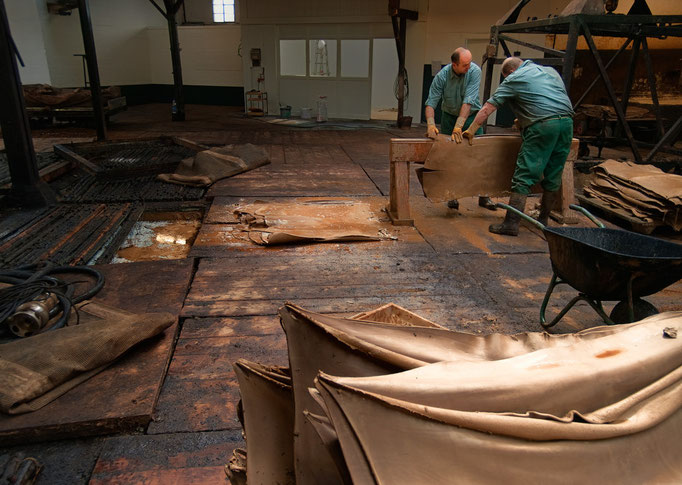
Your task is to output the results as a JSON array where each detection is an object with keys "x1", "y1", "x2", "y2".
[
  {"x1": 240, "y1": 0, "x2": 426, "y2": 119},
  {"x1": 147, "y1": 25, "x2": 243, "y2": 86},
  {"x1": 8, "y1": 0, "x2": 243, "y2": 89},
  {"x1": 5, "y1": 0, "x2": 52, "y2": 85},
  {"x1": 38, "y1": 0, "x2": 164, "y2": 87}
]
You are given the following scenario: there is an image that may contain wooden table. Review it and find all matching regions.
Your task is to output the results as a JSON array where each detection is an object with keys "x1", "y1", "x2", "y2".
[{"x1": 387, "y1": 137, "x2": 579, "y2": 226}]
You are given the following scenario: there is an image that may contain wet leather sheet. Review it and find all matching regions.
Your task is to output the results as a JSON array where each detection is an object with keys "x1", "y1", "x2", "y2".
[
  {"x1": 232, "y1": 198, "x2": 397, "y2": 246},
  {"x1": 229, "y1": 303, "x2": 677, "y2": 485},
  {"x1": 416, "y1": 134, "x2": 523, "y2": 202},
  {"x1": 316, "y1": 311, "x2": 682, "y2": 484}
]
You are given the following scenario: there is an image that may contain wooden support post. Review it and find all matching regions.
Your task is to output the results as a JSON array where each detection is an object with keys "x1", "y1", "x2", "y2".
[
  {"x1": 387, "y1": 139, "x2": 432, "y2": 225},
  {"x1": 551, "y1": 138, "x2": 580, "y2": 224}
]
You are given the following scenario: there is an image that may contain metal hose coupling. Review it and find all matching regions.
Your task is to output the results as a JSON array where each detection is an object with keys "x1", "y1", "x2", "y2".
[{"x1": 7, "y1": 292, "x2": 59, "y2": 337}]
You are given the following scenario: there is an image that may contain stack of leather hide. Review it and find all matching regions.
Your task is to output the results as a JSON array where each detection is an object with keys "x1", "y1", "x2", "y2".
[
  {"x1": 584, "y1": 160, "x2": 682, "y2": 231},
  {"x1": 228, "y1": 303, "x2": 682, "y2": 484}
]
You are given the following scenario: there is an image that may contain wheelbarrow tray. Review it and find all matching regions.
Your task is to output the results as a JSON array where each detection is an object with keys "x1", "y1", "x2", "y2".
[{"x1": 545, "y1": 226, "x2": 682, "y2": 301}]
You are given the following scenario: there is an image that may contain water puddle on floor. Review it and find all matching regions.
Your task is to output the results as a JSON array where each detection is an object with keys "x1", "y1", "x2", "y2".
[{"x1": 112, "y1": 211, "x2": 202, "y2": 263}]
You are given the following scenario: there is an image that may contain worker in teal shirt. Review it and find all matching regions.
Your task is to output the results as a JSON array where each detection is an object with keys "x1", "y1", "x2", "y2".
[
  {"x1": 463, "y1": 57, "x2": 574, "y2": 236},
  {"x1": 424, "y1": 47, "x2": 495, "y2": 211}
]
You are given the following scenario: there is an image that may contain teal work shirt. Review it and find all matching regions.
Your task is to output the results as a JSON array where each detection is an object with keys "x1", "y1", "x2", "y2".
[
  {"x1": 425, "y1": 63, "x2": 482, "y2": 116},
  {"x1": 488, "y1": 60, "x2": 574, "y2": 129}
]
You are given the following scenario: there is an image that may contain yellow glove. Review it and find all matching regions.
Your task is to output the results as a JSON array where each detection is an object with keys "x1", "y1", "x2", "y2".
[
  {"x1": 451, "y1": 116, "x2": 466, "y2": 143},
  {"x1": 462, "y1": 121, "x2": 481, "y2": 146},
  {"x1": 426, "y1": 117, "x2": 439, "y2": 139}
]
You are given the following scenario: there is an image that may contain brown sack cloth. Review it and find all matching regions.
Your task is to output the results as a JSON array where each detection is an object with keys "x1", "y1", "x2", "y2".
[
  {"x1": 315, "y1": 311, "x2": 682, "y2": 485},
  {"x1": 158, "y1": 144, "x2": 270, "y2": 187},
  {"x1": 0, "y1": 301, "x2": 174, "y2": 414}
]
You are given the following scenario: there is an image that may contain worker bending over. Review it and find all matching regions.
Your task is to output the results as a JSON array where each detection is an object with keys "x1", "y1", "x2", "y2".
[
  {"x1": 424, "y1": 47, "x2": 495, "y2": 211},
  {"x1": 463, "y1": 57, "x2": 574, "y2": 236}
]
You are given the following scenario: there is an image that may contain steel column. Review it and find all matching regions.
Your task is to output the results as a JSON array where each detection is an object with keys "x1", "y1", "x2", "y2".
[
  {"x1": 580, "y1": 20, "x2": 642, "y2": 162},
  {"x1": 573, "y1": 37, "x2": 632, "y2": 109},
  {"x1": 163, "y1": 0, "x2": 185, "y2": 121},
  {"x1": 640, "y1": 37, "x2": 665, "y2": 138},
  {"x1": 0, "y1": 0, "x2": 54, "y2": 208},
  {"x1": 77, "y1": 0, "x2": 106, "y2": 141},
  {"x1": 562, "y1": 19, "x2": 580, "y2": 93}
]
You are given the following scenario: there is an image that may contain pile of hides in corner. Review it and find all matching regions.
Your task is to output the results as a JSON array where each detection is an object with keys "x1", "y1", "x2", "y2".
[
  {"x1": 0, "y1": 301, "x2": 174, "y2": 414},
  {"x1": 158, "y1": 144, "x2": 270, "y2": 187},
  {"x1": 584, "y1": 160, "x2": 682, "y2": 231},
  {"x1": 231, "y1": 198, "x2": 398, "y2": 246},
  {"x1": 226, "y1": 303, "x2": 682, "y2": 485}
]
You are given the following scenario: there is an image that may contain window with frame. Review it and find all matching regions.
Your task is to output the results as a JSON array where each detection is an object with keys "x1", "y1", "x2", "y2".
[{"x1": 213, "y1": 0, "x2": 235, "y2": 23}]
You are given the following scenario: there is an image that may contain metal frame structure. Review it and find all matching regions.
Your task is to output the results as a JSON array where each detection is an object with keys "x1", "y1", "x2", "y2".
[{"x1": 481, "y1": 11, "x2": 682, "y2": 163}]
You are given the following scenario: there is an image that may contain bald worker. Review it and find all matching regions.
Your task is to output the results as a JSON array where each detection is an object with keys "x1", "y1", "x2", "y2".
[
  {"x1": 424, "y1": 47, "x2": 495, "y2": 211},
  {"x1": 462, "y1": 57, "x2": 574, "y2": 236}
]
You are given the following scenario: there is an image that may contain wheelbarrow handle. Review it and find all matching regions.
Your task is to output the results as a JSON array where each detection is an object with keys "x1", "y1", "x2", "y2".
[
  {"x1": 569, "y1": 204, "x2": 605, "y2": 228},
  {"x1": 496, "y1": 203, "x2": 545, "y2": 229}
]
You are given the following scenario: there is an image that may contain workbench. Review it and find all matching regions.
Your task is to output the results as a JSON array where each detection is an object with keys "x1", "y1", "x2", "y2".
[{"x1": 387, "y1": 136, "x2": 579, "y2": 226}]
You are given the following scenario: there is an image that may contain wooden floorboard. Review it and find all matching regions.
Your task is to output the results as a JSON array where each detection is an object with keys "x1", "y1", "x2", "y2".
[
  {"x1": 89, "y1": 430, "x2": 243, "y2": 484},
  {"x1": 0, "y1": 259, "x2": 194, "y2": 445},
  {"x1": 148, "y1": 318, "x2": 288, "y2": 434}
]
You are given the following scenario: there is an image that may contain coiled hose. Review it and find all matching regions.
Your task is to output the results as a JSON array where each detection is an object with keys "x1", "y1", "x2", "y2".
[{"x1": 0, "y1": 262, "x2": 105, "y2": 338}]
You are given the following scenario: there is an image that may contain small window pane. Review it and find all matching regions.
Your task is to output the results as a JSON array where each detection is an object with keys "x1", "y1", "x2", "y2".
[
  {"x1": 280, "y1": 40, "x2": 306, "y2": 77},
  {"x1": 309, "y1": 39, "x2": 337, "y2": 77},
  {"x1": 212, "y1": 0, "x2": 235, "y2": 23},
  {"x1": 341, "y1": 39, "x2": 369, "y2": 77}
]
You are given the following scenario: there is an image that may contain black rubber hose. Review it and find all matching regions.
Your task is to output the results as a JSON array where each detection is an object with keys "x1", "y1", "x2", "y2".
[{"x1": 0, "y1": 264, "x2": 105, "y2": 338}]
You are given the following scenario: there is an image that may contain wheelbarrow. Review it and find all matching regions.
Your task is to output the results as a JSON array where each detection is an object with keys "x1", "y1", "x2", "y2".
[{"x1": 498, "y1": 203, "x2": 682, "y2": 328}]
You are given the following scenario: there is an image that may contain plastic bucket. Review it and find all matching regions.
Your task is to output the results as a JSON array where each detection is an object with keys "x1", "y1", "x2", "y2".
[
  {"x1": 301, "y1": 107, "x2": 313, "y2": 119},
  {"x1": 280, "y1": 106, "x2": 291, "y2": 118}
]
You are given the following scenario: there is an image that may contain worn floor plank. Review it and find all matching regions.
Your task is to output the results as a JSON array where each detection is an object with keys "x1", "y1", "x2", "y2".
[{"x1": 149, "y1": 318, "x2": 287, "y2": 434}]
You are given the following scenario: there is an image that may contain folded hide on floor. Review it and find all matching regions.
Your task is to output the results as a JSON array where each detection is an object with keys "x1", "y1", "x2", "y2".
[
  {"x1": 315, "y1": 311, "x2": 682, "y2": 485},
  {"x1": 231, "y1": 303, "x2": 639, "y2": 485}
]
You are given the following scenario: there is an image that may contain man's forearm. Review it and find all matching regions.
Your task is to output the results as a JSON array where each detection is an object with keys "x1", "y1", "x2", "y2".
[
  {"x1": 456, "y1": 104, "x2": 472, "y2": 128},
  {"x1": 425, "y1": 106, "x2": 435, "y2": 125},
  {"x1": 472, "y1": 102, "x2": 497, "y2": 127}
]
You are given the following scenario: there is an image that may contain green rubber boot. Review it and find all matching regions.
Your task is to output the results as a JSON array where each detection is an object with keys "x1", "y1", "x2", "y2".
[
  {"x1": 489, "y1": 192, "x2": 527, "y2": 236},
  {"x1": 538, "y1": 191, "x2": 559, "y2": 227}
]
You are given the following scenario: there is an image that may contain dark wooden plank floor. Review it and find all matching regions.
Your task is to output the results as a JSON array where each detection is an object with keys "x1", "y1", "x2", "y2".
[{"x1": 2, "y1": 106, "x2": 681, "y2": 484}]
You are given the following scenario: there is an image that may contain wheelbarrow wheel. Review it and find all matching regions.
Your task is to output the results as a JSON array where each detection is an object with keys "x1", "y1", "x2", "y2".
[{"x1": 609, "y1": 298, "x2": 659, "y2": 324}]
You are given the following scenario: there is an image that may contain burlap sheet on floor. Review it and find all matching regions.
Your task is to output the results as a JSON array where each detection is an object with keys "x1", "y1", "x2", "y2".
[
  {"x1": 158, "y1": 144, "x2": 270, "y2": 187},
  {"x1": 0, "y1": 301, "x2": 174, "y2": 414}
]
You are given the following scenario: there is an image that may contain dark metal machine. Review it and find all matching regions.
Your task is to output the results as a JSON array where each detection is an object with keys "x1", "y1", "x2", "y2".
[{"x1": 481, "y1": 0, "x2": 682, "y2": 163}]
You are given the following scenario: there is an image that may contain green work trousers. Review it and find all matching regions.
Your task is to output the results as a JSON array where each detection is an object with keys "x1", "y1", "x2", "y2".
[
  {"x1": 440, "y1": 111, "x2": 483, "y2": 136},
  {"x1": 511, "y1": 116, "x2": 573, "y2": 195}
]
